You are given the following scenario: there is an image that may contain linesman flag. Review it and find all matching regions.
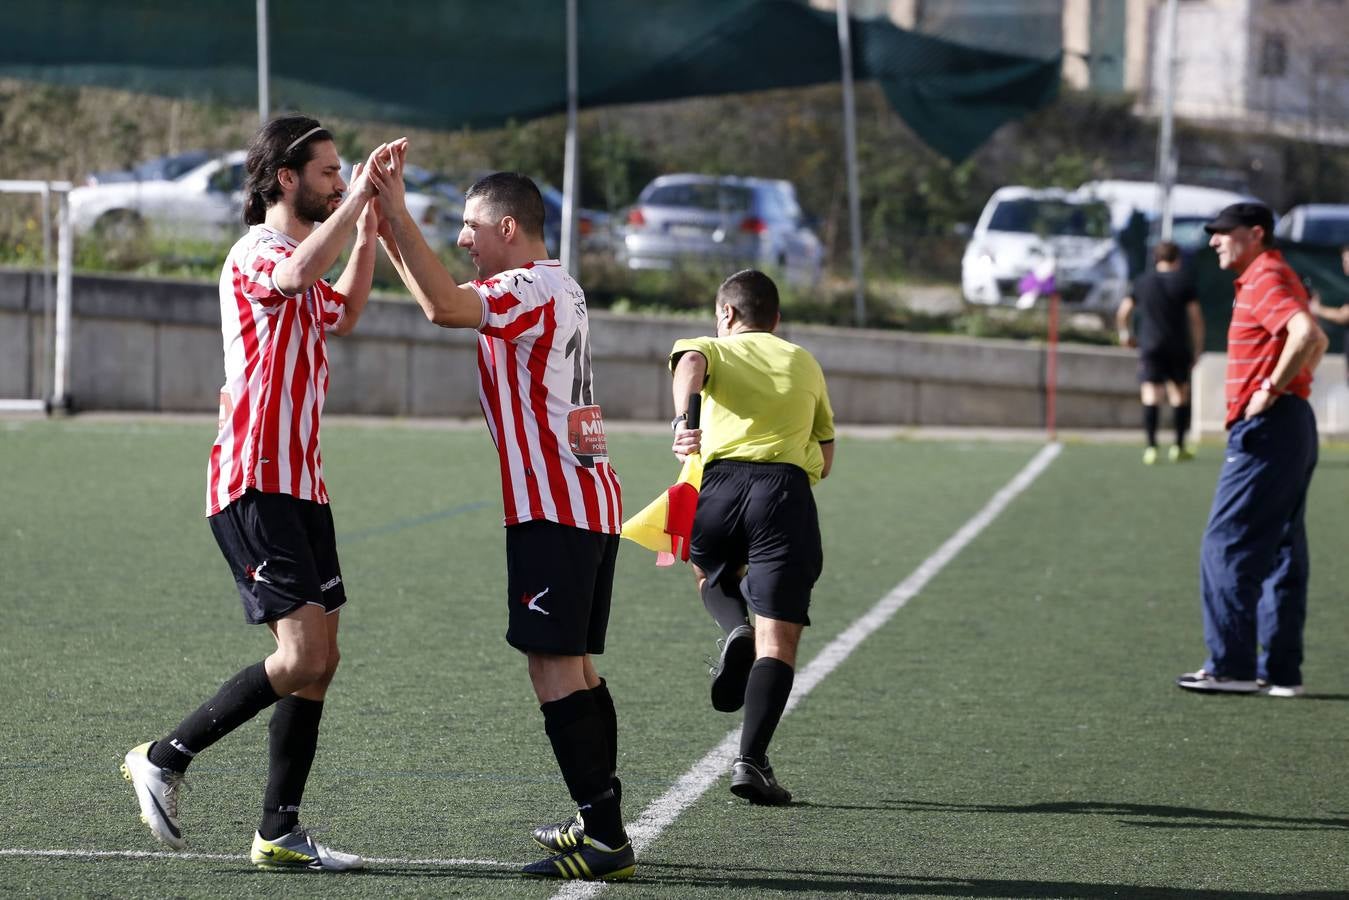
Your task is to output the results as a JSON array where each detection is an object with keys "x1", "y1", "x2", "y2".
[{"x1": 621, "y1": 394, "x2": 702, "y2": 567}]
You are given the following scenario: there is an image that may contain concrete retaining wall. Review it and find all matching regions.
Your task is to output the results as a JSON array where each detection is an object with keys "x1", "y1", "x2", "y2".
[{"x1": 0, "y1": 268, "x2": 1148, "y2": 428}]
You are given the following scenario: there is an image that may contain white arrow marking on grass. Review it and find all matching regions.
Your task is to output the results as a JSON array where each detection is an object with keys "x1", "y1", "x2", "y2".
[{"x1": 553, "y1": 441, "x2": 1063, "y2": 898}]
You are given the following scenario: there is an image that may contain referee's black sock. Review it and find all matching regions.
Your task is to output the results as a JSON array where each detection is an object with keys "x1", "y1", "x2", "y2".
[
  {"x1": 542, "y1": 689, "x2": 625, "y2": 849},
  {"x1": 259, "y1": 696, "x2": 324, "y2": 840},
  {"x1": 739, "y1": 658, "x2": 795, "y2": 765},
  {"x1": 590, "y1": 678, "x2": 622, "y2": 808},
  {"x1": 701, "y1": 577, "x2": 749, "y2": 636},
  {"x1": 149, "y1": 661, "x2": 281, "y2": 773},
  {"x1": 1142, "y1": 404, "x2": 1160, "y2": 448},
  {"x1": 1173, "y1": 404, "x2": 1191, "y2": 448}
]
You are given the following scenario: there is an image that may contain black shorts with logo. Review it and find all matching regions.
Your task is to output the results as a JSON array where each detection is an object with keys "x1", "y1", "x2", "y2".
[
  {"x1": 208, "y1": 488, "x2": 347, "y2": 625},
  {"x1": 505, "y1": 519, "x2": 619, "y2": 656},
  {"x1": 689, "y1": 460, "x2": 822, "y2": 626}
]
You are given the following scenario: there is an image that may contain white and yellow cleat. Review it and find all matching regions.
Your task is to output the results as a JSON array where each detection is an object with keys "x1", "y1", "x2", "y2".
[
  {"x1": 251, "y1": 828, "x2": 365, "y2": 872},
  {"x1": 121, "y1": 742, "x2": 187, "y2": 850}
]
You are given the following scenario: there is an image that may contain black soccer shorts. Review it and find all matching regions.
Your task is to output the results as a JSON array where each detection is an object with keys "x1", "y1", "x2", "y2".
[
  {"x1": 208, "y1": 488, "x2": 347, "y2": 625},
  {"x1": 504, "y1": 519, "x2": 619, "y2": 656},
  {"x1": 1138, "y1": 350, "x2": 1193, "y2": 386},
  {"x1": 689, "y1": 460, "x2": 822, "y2": 626}
]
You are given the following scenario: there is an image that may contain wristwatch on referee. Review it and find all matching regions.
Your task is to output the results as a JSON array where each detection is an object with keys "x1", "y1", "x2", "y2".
[
  {"x1": 1259, "y1": 376, "x2": 1282, "y2": 395},
  {"x1": 671, "y1": 412, "x2": 687, "y2": 431}
]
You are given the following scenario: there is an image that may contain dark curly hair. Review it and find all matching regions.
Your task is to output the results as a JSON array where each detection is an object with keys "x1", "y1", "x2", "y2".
[{"x1": 242, "y1": 115, "x2": 332, "y2": 225}]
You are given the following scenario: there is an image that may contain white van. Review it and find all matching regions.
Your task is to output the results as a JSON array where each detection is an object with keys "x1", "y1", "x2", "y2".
[
  {"x1": 1077, "y1": 179, "x2": 1261, "y2": 252},
  {"x1": 961, "y1": 186, "x2": 1126, "y2": 312}
]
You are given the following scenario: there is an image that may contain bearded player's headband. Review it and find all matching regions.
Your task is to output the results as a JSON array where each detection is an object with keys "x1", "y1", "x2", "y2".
[{"x1": 284, "y1": 126, "x2": 326, "y2": 155}]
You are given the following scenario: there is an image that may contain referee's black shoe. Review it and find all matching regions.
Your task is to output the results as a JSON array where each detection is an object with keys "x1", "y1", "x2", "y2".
[
  {"x1": 710, "y1": 624, "x2": 756, "y2": 712},
  {"x1": 730, "y1": 755, "x2": 792, "y2": 805}
]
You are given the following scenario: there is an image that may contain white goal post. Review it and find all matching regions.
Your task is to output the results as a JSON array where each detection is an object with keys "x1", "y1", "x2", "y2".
[{"x1": 0, "y1": 180, "x2": 73, "y2": 413}]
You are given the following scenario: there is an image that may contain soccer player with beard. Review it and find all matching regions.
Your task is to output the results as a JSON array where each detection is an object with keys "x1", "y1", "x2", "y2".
[{"x1": 121, "y1": 115, "x2": 391, "y2": 871}]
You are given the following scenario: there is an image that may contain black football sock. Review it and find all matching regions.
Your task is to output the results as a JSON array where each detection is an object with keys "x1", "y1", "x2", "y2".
[
  {"x1": 1142, "y1": 404, "x2": 1160, "y2": 447},
  {"x1": 542, "y1": 689, "x2": 625, "y2": 849},
  {"x1": 259, "y1": 696, "x2": 324, "y2": 840},
  {"x1": 701, "y1": 577, "x2": 750, "y2": 636},
  {"x1": 149, "y1": 661, "x2": 281, "y2": 773},
  {"x1": 590, "y1": 678, "x2": 621, "y2": 808},
  {"x1": 1174, "y1": 404, "x2": 1191, "y2": 448},
  {"x1": 739, "y1": 658, "x2": 795, "y2": 764}
]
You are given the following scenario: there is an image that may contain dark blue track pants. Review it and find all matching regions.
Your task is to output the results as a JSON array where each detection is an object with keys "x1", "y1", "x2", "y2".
[{"x1": 1199, "y1": 395, "x2": 1317, "y2": 685}]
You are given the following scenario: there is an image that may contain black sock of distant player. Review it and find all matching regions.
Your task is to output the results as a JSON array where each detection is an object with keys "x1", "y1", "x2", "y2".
[
  {"x1": 542, "y1": 689, "x2": 625, "y2": 848},
  {"x1": 590, "y1": 678, "x2": 621, "y2": 808},
  {"x1": 259, "y1": 696, "x2": 324, "y2": 840},
  {"x1": 701, "y1": 577, "x2": 749, "y2": 635},
  {"x1": 148, "y1": 661, "x2": 281, "y2": 772},
  {"x1": 1174, "y1": 404, "x2": 1191, "y2": 448},
  {"x1": 1142, "y1": 405, "x2": 1160, "y2": 447},
  {"x1": 739, "y1": 658, "x2": 795, "y2": 764}
]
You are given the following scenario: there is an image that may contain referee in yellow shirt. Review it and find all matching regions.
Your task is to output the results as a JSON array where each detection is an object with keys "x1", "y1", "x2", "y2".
[{"x1": 669, "y1": 268, "x2": 835, "y2": 804}]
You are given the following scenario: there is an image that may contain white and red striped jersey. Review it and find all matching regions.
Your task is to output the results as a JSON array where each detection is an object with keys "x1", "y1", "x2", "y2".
[
  {"x1": 206, "y1": 225, "x2": 347, "y2": 516},
  {"x1": 469, "y1": 261, "x2": 623, "y2": 533}
]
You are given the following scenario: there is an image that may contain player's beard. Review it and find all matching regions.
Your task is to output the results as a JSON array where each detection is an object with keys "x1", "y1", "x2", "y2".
[{"x1": 295, "y1": 181, "x2": 341, "y2": 226}]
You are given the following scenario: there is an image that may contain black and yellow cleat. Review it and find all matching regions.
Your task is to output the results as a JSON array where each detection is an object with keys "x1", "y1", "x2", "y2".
[
  {"x1": 532, "y1": 811, "x2": 585, "y2": 852},
  {"x1": 521, "y1": 835, "x2": 636, "y2": 881}
]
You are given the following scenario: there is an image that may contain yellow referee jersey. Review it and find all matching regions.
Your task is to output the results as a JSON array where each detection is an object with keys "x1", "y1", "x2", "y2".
[{"x1": 670, "y1": 331, "x2": 834, "y2": 484}]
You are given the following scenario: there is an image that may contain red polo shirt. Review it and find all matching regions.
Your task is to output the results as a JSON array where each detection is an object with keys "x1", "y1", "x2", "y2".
[{"x1": 1224, "y1": 249, "x2": 1312, "y2": 428}]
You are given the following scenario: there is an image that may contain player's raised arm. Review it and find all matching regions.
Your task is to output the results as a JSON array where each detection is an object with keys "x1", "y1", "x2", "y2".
[
  {"x1": 367, "y1": 141, "x2": 484, "y2": 329},
  {"x1": 272, "y1": 143, "x2": 386, "y2": 297}
]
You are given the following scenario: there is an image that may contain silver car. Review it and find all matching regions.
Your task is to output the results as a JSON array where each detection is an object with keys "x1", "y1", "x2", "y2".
[{"x1": 619, "y1": 174, "x2": 823, "y2": 286}]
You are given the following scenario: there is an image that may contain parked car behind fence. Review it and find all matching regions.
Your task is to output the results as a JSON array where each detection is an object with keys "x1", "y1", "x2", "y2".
[
  {"x1": 961, "y1": 185, "x2": 1127, "y2": 315},
  {"x1": 70, "y1": 151, "x2": 459, "y2": 256},
  {"x1": 1277, "y1": 204, "x2": 1349, "y2": 247},
  {"x1": 618, "y1": 174, "x2": 823, "y2": 287}
]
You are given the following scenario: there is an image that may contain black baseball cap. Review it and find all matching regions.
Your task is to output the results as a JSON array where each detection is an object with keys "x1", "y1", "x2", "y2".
[{"x1": 1203, "y1": 202, "x2": 1274, "y2": 235}]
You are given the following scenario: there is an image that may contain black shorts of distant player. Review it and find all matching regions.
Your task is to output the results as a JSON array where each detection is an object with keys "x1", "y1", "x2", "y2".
[{"x1": 1138, "y1": 350, "x2": 1192, "y2": 385}]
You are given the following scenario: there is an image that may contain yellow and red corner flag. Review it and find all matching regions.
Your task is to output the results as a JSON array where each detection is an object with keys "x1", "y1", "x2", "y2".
[
  {"x1": 621, "y1": 393, "x2": 703, "y2": 566},
  {"x1": 621, "y1": 452, "x2": 703, "y2": 566}
]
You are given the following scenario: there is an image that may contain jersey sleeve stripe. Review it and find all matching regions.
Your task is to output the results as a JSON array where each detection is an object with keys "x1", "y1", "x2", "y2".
[{"x1": 483, "y1": 304, "x2": 545, "y2": 341}]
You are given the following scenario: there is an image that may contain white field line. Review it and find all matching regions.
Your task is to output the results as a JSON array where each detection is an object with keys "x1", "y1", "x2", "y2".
[
  {"x1": 0, "y1": 847, "x2": 507, "y2": 867},
  {"x1": 553, "y1": 441, "x2": 1063, "y2": 899}
]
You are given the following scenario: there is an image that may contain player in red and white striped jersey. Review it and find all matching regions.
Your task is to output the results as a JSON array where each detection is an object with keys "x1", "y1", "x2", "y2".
[
  {"x1": 124, "y1": 116, "x2": 394, "y2": 870},
  {"x1": 370, "y1": 151, "x2": 634, "y2": 881}
]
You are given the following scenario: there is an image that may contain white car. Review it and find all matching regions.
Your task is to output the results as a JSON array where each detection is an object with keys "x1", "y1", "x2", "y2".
[
  {"x1": 69, "y1": 151, "x2": 248, "y2": 244},
  {"x1": 70, "y1": 151, "x2": 455, "y2": 251},
  {"x1": 1078, "y1": 179, "x2": 1262, "y2": 253},
  {"x1": 961, "y1": 186, "x2": 1127, "y2": 312}
]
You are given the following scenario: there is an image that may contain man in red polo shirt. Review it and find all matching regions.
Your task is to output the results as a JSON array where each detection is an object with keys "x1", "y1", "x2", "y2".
[{"x1": 1177, "y1": 203, "x2": 1327, "y2": 698}]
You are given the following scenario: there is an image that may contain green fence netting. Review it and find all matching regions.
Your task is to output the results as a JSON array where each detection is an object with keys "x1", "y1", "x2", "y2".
[{"x1": 0, "y1": 0, "x2": 1060, "y2": 162}]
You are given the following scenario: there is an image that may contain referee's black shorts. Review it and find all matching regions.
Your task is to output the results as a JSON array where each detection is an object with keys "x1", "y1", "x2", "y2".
[
  {"x1": 504, "y1": 519, "x2": 619, "y2": 656},
  {"x1": 208, "y1": 488, "x2": 347, "y2": 625},
  {"x1": 1138, "y1": 348, "x2": 1192, "y2": 385},
  {"x1": 690, "y1": 460, "x2": 822, "y2": 626}
]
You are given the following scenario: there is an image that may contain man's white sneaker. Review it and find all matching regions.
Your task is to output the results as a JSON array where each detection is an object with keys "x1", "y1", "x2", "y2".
[
  {"x1": 251, "y1": 828, "x2": 365, "y2": 871},
  {"x1": 1257, "y1": 680, "x2": 1305, "y2": 698},
  {"x1": 120, "y1": 742, "x2": 187, "y2": 850},
  {"x1": 1175, "y1": 669, "x2": 1259, "y2": 694}
]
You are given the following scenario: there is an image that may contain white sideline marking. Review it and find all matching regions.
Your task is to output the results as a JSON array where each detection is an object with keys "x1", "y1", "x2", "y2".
[
  {"x1": 553, "y1": 442, "x2": 1063, "y2": 899},
  {"x1": 0, "y1": 848, "x2": 506, "y2": 868}
]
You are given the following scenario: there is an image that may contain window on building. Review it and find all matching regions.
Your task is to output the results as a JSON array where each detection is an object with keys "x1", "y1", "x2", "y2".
[{"x1": 1260, "y1": 34, "x2": 1288, "y2": 77}]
